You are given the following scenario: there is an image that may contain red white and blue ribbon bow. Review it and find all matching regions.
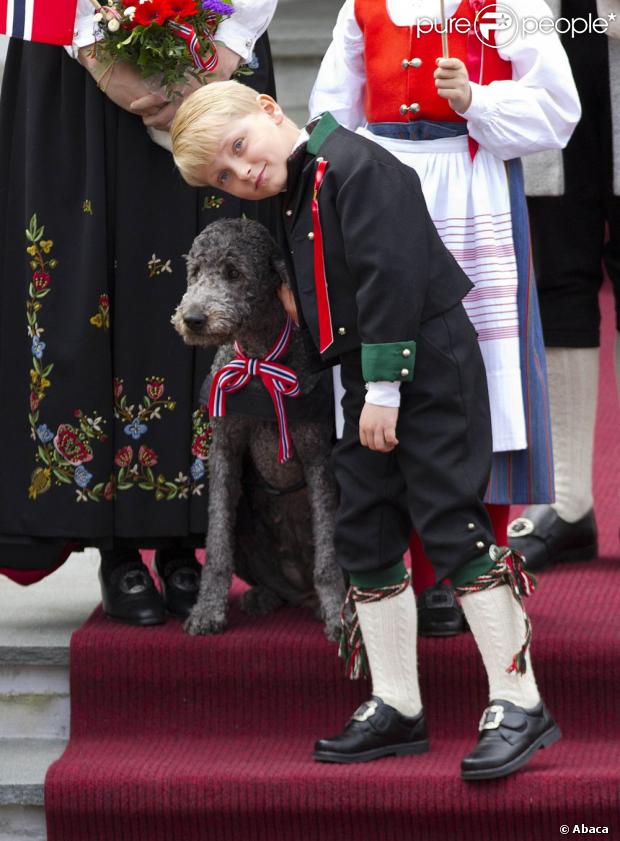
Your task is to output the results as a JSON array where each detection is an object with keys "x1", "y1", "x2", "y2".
[
  {"x1": 168, "y1": 19, "x2": 219, "y2": 72},
  {"x1": 208, "y1": 316, "x2": 301, "y2": 463}
]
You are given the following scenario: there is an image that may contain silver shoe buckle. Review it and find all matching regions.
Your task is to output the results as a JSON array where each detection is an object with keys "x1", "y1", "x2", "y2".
[
  {"x1": 479, "y1": 704, "x2": 505, "y2": 731},
  {"x1": 352, "y1": 700, "x2": 378, "y2": 722}
]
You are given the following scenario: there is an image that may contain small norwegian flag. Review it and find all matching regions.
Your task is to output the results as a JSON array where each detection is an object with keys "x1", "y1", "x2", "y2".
[{"x1": 0, "y1": 0, "x2": 78, "y2": 45}]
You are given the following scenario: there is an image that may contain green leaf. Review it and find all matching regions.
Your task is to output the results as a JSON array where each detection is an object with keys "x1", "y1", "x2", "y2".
[
  {"x1": 32, "y1": 357, "x2": 42, "y2": 374},
  {"x1": 41, "y1": 364, "x2": 54, "y2": 377},
  {"x1": 138, "y1": 482, "x2": 153, "y2": 491},
  {"x1": 91, "y1": 483, "x2": 105, "y2": 494},
  {"x1": 37, "y1": 445, "x2": 50, "y2": 466},
  {"x1": 52, "y1": 468, "x2": 72, "y2": 484},
  {"x1": 117, "y1": 482, "x2": 134, "y2": 490},
  {"x1": 146, "y1": 468, "x2": 155, "y2": 483}
]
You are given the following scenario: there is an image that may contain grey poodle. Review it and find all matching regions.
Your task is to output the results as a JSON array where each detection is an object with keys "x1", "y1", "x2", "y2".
[{"x1": 172, "y1": 218, "x2": 344, "y2": 640}]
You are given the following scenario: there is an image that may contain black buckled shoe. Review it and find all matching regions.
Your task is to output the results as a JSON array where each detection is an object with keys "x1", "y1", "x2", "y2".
[
  {"x1": 154, "y1": 551, "x2": 201, "y2": 619},
  {"x1": 417, "y1": 581, "x2": 467, "y2": 637},
  {"x1": 508, "y1": 505, "x2": 598, "y2": 572},
  {"x1": 461, "y1": 698, "x2": 561, "y2": 781},
  {"x1": 99, "y1": 560, "x2": 166, "y2": 626},
  {"x1": 313, "y1": 697, "x2": 429, "y2": 764}
]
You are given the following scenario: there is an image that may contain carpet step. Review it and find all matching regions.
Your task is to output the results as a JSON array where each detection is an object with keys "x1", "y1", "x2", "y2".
[{"x1": 45, "y1": 735, "x2": 620, "y2": 841}]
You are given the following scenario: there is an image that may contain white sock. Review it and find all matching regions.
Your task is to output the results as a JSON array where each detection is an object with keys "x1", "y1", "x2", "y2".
[
  {"x1": 355, "y1": 586, "x2": 423, "y2": 717},
  {"x1": 546, "y1": 346, "x2": 599, "y2": 523},
  {"x1": 460, "y1": 585, "x2": 540, "y2": 709}
]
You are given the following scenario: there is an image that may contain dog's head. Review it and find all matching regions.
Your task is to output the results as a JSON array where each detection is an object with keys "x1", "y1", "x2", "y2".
[{"x1": 172, "y1": 218, "x2": 290, "y2": 347}]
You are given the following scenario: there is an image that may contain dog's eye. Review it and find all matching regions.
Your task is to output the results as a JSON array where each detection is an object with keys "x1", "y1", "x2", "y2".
[{"x1": 225, "y1": 265, "x2": 240, "y2": 280}]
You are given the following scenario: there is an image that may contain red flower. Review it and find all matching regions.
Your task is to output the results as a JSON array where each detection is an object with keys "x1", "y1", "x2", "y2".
[
  {"x1": 146, "y1": 377, "x2": 165, "y2": 401},
  {"x1": 133, "y1": 0, "x2": 172, "y2": 26},
  {"x1": 99, "y1": 294, "x2": 110, "y2": 311},
  {"x1": 74, "y1": 409, "x2": 82, "y2": 418},
  {"x1": 113, "y1": 378, "x2": 124, "y2": 399},
  {"x1": 33, "y1": 270, "x2": 51, "y2": 292},
  {"x1": 53, "y1": 424, "x2": 94, "y2": 465},
  {"x1": 103, "y1": 481, "x2": 115, "y2": 501},
  {"x1": 114, "y1": 446, "x2": 133, "y2": 467},
  {"x1": 29, "y1": 392, "x2": 40, "y2": 411},
  {"x1": 166, "y1": 0, "x2": 198, "y2": 18},
  {"x1": 138, "y1": 445, "x2": 158, "y2": 467},
  {"x1": 191, "y1": 431, "x2": 210, "y2": 459}
]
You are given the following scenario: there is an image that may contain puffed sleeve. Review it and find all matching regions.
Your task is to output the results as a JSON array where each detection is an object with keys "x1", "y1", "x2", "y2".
[
  {"x1": 462, "y1": 0, "x2": 581, "y2": 159},
  {"x1": 215, "y1": 0, "x2": 278, "y2": 63},
  {"x1": 64, "y1": 0, "x2": 101, "y2": 58},
  {"x1": 309, "y1": 0, "x2": 366, "y2": 129},
  {"x1": 334, "y1": 156, "x2": 433, "y2": 381}
]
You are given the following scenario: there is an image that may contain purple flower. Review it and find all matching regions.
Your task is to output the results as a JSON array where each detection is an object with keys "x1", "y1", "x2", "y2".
[{"x1": 202, "y1": 0, "x2": 233, "y2": 16}]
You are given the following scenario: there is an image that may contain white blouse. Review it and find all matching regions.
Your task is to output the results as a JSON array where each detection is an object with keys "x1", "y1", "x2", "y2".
[
  {"x1": 309, "y1": 0, "x2": 581, "y2": 161},
  {"x1": 68, "y1": 0, "x2": 278, "y2": 63}
]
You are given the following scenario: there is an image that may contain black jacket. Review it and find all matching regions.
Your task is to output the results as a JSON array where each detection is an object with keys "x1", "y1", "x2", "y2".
[{"x1": 279, "y1": 112, "x2": 473, "y2": 382}]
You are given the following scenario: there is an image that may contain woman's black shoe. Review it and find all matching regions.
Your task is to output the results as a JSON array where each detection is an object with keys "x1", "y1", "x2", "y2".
[
  {"x1": 154, "y1": 551, "x2": 201, "y2": 619},
  {"x1": 313, "y1": 697, "x2": 429, "y2": 764},
  {"x1": 99, "y1": 560, "x2": 166, "y2": 626},
  {"x1": 461, "y1": 699, "x2": 561, "y2": 781},
  {"x1": 417, "y1": 581, "x2": 467, "y2": 636},
  {"x1": 508, "y1": 505, "x2": 598, "y2": 572}
]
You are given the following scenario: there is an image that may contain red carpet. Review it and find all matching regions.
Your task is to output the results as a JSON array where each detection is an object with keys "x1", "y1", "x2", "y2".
[{"x1": 45, "y1": 286, "x2": 620, "y2": 841}]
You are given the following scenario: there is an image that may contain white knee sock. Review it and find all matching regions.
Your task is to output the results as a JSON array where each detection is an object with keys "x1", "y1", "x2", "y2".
[
  {"x1": 460, "y1": 585, "x2": 540, "y2": 709},
  {"x1": 546, "y1": 346, "x2": 599, "y2": 523},
  {"x1": 355, "y1": 587, "x2": 423, "y2": 717}
]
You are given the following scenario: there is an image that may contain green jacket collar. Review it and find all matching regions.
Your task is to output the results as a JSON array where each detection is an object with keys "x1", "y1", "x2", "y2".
[{"x1": 306, "y1": 112, "x2": 340, "y2": 156}]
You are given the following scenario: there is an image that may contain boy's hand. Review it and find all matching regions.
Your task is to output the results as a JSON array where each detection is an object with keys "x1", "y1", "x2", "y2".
[
  {"x1": 277, "y1": 285, "x2": 300, "y2": 326},
  {"x1": 359, "y1": 404, "x2": 399, "y2": 453},
  {"x1": 434, "y1": 58, "x2": 472, "y2": 114}
]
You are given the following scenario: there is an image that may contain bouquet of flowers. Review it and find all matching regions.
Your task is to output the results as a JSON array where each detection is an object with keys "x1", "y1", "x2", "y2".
[{"x1": 91, "y1": 0, "x2": 235, "y2": 95}]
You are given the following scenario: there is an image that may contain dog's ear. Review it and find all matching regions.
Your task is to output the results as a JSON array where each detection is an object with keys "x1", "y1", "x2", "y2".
[{"x1": 270, "y1": 245, "x2": 291, "y2": 289}]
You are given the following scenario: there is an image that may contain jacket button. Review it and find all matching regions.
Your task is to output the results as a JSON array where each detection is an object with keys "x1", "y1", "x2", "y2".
[
  {"x1": 401, "y1": 59, "x2": 410, "y2": 69},
  {"x1": 402, "y1": 348, "x2": 411, "y2": 357},
  {"x1": 338, "y1": 327, "x2": 346, "y2": 336},
  {"x1": 476, "y1": 541, "x2": 485, "y2": 550},
  {"x1": 307, "y1": 232, "x2": 314, "y2": 240},
  {"x1": 316, "y1": 156, "x2": 324, "y2": 163},
  {"x1": 285, "y1": 209, "x2": 292, "y2": 217},
  {"x1": 468, "y1": 522, "x2": 476, "y2": 531},
  {"x1": 400, "y1": 368, "x2": 409, "y2": 377},
  {"x1": 410, "y1": 103, "x2": 421, "y2": 113},
  {"x1": 400, "y1": 104, "x2": 409, "y2": 115},
  {"x1": 412, "y1": 57, "x2": 423, "y2": 68}
]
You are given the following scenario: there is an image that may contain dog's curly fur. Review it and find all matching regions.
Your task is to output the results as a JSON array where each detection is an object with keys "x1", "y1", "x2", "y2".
[{"x1": 172, "y1": 218, "x2": 344, "y2": 640}]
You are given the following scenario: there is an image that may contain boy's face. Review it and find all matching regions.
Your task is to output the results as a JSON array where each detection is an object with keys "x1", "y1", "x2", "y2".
[{"x1": 198, "y1": 97, "x2": 297, "y2": 200}]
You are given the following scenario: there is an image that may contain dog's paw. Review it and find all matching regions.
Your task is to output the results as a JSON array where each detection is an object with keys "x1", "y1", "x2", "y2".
[
  {"x1": 323, "y1": 615, "x2": 341, "y2": 643},
  {"x1": 240, "y1": 585, "x2": 283, "y2": 616},
  {"x1": 183, "y1": 607, "x2": 227, "y2": 636}
]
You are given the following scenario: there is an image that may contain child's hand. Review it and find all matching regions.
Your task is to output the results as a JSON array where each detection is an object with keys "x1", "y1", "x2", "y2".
[
  {"x1": 277, "y1": 284, "x2": 299, "y2": 326},
  {"x1": 359, "y1": 404, "x2": 399, "y2": 453},
  {"x1": 434, "y1": 58, "x2": 472, "y2": 114}
]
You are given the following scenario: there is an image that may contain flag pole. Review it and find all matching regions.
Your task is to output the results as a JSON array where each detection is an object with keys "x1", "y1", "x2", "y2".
[{"x1": 440, "y1": 0, "x2": 450, "y2": 58}]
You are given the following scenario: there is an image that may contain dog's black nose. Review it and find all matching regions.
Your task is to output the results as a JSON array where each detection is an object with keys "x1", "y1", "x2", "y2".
[{"x1": 183, "y1": 312, "x2": 206, "y2": 331}]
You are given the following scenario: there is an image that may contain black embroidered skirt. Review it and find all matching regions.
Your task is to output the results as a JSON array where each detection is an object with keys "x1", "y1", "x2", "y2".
[{"x1": 0, "y1": 36, "x2": 276, "y2": 561}]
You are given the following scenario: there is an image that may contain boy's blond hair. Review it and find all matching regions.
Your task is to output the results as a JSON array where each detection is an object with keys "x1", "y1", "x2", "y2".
[{"x1": 171, "y1": 81, "x2": 265, "y2": 187}]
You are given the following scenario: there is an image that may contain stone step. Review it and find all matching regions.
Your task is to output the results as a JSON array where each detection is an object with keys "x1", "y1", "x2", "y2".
[
  {"x1": 0, "y1": 667, "x2": 69, "y2": 741},
  {"x1": 0, "y1": 738, "x2": 66, "y2": 841}
]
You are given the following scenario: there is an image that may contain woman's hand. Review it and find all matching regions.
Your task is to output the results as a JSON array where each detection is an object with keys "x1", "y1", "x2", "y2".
[
  {"x1": 434, "y1": 57, "x2": 472, "y2": 114},
  {"x1": 130, "y1": 44, "x2": 243, "y2": 131},
  {"x1": 78, "y1": 46, "x2": 166, "y2": 114},
  {"x1": 359, "y1": 404, "x2": 399, "y2": 453}
]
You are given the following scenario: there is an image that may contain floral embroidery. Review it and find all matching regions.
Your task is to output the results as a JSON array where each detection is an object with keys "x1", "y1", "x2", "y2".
[
  {"x1": 147, "y1": 253, "x2": 173, "y2": 278},
  {"x1": 82, "y1": 199, "x2": 93, "y2": 215},
  {"x1": 202, "y1": 195, "x2": 224, "y2": 211},
  {"x1": 89, "y1": 293, "x2": 110, "y2": 329},
  {"x1": 25, "y1": 214, "x2": 210, "y2": 502}
]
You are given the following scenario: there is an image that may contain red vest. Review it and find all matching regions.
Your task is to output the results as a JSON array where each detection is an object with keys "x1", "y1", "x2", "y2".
[{"x1": 354, "y1": 0, "x2": 513, "y2": 124}]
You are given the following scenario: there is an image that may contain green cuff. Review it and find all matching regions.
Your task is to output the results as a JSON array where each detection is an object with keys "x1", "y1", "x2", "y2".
[
  {"x1": 350, "y1": 560, "x2": 408, "y2": 589},
  {"x1": 361, "y1": 341, "x2": 416, "y2": 383},
  {"x1": 450, "y1": 552, "x2": 494, "y2": 588}
]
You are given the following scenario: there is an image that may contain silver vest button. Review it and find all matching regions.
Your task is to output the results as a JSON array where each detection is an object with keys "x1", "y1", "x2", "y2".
[
  {"x1": 307, "y1": 232, "x2": 315, "y2": 241},
  {"x1": 285, "y1": 209, "x2": 292, "y2": 217},
  {"x1": 476, "y1": 541, "x2": 485, "y2": 550},
  {"x1": 400, "y1": 368, "x2": 409, "y2": 377},
  {"x1": 338, "y1": 327, "x2": 346, "y2": 336},
  {"x1": 402, "y1": 348, "x2": 411, "y2": 358}
]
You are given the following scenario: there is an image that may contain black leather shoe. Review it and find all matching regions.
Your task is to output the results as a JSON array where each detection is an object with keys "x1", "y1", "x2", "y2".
[
  {"x1": 461, "y1": 698, "x2": 561, "y2": 781},
  {"x1": 154, "y1": 551, "x2": 201, "y2": 619},
  {"x1": 417, "y1": 581, "x2": 467, "y2": 637},
  {"x1": 313, "y1": 697, "x2": 429, "y2": 764},
  {"x1": 508, "y1": 505, "x2": 597, "y2": 572},
  {"x1": 99, "y1": 560, "x2": 166, "y2": 626}
]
